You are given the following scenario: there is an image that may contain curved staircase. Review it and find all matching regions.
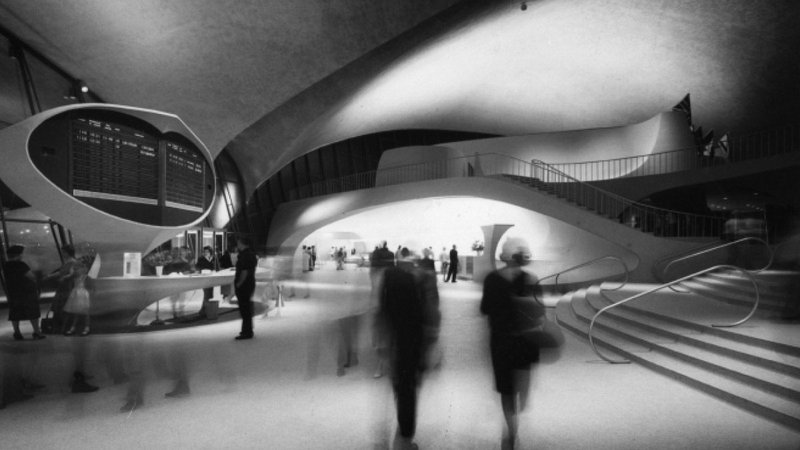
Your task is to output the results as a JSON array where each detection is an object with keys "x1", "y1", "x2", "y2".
[{"x1": 554, "y1": 270, "x2": 800, "y2": 431}]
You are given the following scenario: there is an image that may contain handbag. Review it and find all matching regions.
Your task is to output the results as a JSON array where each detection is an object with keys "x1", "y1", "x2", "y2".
[
  {"x1": 40, "y1": 309, "x2": 56, "y2": 334},
  {"x1": 516, "y1": 298, "x2": 565, "y2": 364}
]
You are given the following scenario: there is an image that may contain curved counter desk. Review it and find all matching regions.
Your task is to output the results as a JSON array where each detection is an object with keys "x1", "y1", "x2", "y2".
[{"x1": 87, "y1": 269, "x2": 241, "y2": 330}]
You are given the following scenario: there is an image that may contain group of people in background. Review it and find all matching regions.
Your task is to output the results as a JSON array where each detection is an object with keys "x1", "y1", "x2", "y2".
[
  {"x1": 2, "y1": 243, "x2": 100, "y2": 401},
  {"x1": 4, "y1": 244, "x2": 93, "y2": 340},
  {"x1": 301, "y1": 245, "x2": 317, "y2": 272}
]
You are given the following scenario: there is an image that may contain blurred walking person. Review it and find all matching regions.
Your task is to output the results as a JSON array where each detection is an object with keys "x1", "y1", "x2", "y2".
[
  {"x1": 480, "y1": 238, "x2": 543, "y2": 450},
  {"x1": 376, "y1": 247, "x2": 440, "y2": 449}
]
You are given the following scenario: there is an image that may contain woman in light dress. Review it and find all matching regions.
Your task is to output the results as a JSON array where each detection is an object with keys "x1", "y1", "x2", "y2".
[{"x1": 63, "y1": 258, "x2": 91, "y2": 336}]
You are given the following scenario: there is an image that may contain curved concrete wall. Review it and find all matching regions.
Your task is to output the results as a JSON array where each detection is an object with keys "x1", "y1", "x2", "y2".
[
  {"x1": 379, "y1": 111, "x2": 696, "y2": 179},
  {"x1": 267, "y1": 176, "x2": 710, "y2": 283}
]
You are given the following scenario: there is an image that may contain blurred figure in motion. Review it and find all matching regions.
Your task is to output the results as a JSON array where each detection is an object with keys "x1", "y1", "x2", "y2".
[
  {"x1": 43, "y1": 244, "x2": 80, "y2": 333},
  {"x1": 439, "y1": 247, "x2": 449, "y2": 281},
  {"x1": 69, "y1": 337, "x2": 99, "y2": 394},
  {"x1": 164, "y1": 340, "x2": 191, "y2": 399},
  {"x1": 3, "y1": 245, "x2": 44, "y2": 340},
  {"x1": 370, "y1": 241, "x2": 395, "y2": 378},
  {"x1": 163, "y1": 247, "x2": 194, "y2": 320},
  {"x1": 1, "y1": 321, "x2": 45, "y2": 409},
  {"x1": 195, "y1": 246, "x2": 218, "y2": 319},
  {"x1": 377, "y1": 247, "x2": 441, "y2": 449},
  {"x1": 336, "y1": 247, "x2": 346, "y2": 270},
  {"x1": 480, "y1": 238, "x2": 542, "y2": 450},
  {"x1": 119, "y1": 335, "x2": 145, "y2": 413},
  {"x1": 301, "y1": 245, "x2": 311, "y2": 273},
  {"x1": 419, "y1": 247, "x2": 435, "y2": 273},
  {"x1": 219, "y1": 243, "x2": 238, "y2": 302}
]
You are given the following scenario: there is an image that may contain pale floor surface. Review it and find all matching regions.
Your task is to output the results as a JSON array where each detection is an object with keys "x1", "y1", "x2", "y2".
[{"x1": 1, "y1": 266, "x2": 798, "y2": 449}]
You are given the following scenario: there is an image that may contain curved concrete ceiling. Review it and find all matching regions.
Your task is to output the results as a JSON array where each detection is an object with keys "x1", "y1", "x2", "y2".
[{"x1": 1, "y1": 0, "x2": 798, "y2": 196}]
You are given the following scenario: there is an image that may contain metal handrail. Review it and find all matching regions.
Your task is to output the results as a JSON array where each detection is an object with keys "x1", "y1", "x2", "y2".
[
  {"x1": 287, "y1": 152, "x2": 725, "y2": 237},
  {"x1": 588, "y1": 264, "x2": 761, "y2": 364},
  {"x1": 537, "y1": 255, "x2": 629, "y2": 292},
  {"x1": 544, "y1": 124, "x2": 800, "y2": 181},
  {"x1": 662, "y1": 237, "x2": 774, "y2": 280},
  {"x1": 525, "y1": 157, "x2": 725, "y2": 237}
]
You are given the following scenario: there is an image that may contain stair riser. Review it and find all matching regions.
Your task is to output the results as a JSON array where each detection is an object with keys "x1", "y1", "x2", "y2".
[
  {"x1": 586, "y1": 290, "x2": 800, "y2": 355},
  {"x1": 571, "y1": 307, "x2": 800, "y2": 401},
  {"x1": 559, "y1": 308, "x2": 800, "y2": 432},
  {"x1": 582, "y1": 292, "x2": 800, "y2": 376},
  {"x1": 591, "y1": 306, "x2": 800, "y2": 378},
  {"x1": 688, "y1": 278, "x2": 789, "y2": 303}
]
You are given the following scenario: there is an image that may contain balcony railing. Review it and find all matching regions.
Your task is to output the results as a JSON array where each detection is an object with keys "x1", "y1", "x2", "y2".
[
  {"x1": 544, "y1": 124, "x2": 800, "y2": 182},
  {"x1": 286, "y1": 124, "x2": 799, "y2": 200},
  {"x1": 286, "y1": 152, "x2": 725, "y2": 238}
]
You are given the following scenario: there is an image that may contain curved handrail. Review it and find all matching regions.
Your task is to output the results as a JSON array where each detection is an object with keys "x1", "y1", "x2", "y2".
[
  {"x1": 526, "y1": 157, "x2": 725, "y2": 237},
  {"x1": 537, "y1": 255, "x2": 629, "y2": 293},
  {"x1": 662, "y1": 237, "x2": 774, "y2": 280},
  {"x1": 588, "y1": 264, "x2": 761, "y2": 364},
  {"x1": 286, "y1": 152, "x2": 725, "y2": 238}
]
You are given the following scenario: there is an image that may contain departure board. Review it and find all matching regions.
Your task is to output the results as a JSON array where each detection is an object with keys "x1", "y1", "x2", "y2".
[
  {"x1": 71, "y1": 117, "x2": 160, "y2": 205},
  {"x1": 28, "y1": 108, "x2": 213, "y2": 226},
  {"x1": 165, "y1": 141, "x2": 207, "y2": 212}
]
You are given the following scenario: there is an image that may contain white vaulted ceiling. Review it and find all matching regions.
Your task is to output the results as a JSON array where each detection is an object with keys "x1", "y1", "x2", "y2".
[{"x1": 0, "y1": 0, "x2": 798, "y2": 195}]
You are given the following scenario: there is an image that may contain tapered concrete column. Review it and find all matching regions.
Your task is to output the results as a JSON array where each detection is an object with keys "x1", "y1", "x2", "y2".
[{"x1": 473, "y1": 224, "x2": 514, "y2": 282}]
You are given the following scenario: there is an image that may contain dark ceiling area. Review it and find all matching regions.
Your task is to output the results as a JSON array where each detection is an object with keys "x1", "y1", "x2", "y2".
[{"x1": 0, "y1": 0, "x2": 799, "y2": 197}]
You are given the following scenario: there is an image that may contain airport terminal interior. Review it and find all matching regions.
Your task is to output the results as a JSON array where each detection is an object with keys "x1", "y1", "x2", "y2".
[{"x1": 0, "y1": 1, "x2": 799, "y2": 449}]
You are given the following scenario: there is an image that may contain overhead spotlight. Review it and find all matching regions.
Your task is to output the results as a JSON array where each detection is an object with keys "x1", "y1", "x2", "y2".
[
  {"x1": 65, "y1": 80, "x2": 90, "y2": 102},
  {"x1": 520, "y1": 1, "x2": 527, "y2": 10}
]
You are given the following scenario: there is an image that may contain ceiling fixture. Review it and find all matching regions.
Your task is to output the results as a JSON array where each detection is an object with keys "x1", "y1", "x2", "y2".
[
  {"x1": 65, "y1": 80, "x2": 89, "y2": 101},
  {"x1": 520, "y1": 2, "x2": 527, "y2": 11}
]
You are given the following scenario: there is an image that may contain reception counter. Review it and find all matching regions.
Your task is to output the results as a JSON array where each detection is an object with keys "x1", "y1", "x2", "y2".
[{"x1": 87, "y1": 268, "x2": 267, "y2": 330}]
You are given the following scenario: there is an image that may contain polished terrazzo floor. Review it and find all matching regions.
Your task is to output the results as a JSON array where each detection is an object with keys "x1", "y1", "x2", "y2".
[{"x1": 1, "y1": 265, "x2": 798, "y2": 449}]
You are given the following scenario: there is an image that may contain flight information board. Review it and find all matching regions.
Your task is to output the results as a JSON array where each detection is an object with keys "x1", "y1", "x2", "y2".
[
  {"x1": 71, "y1": 117, "x2": 160, "y2": 205},
  {"x1": 28, "y1": 108, "x2": 213, "y2": 226},
  {"x1": 165, "y1": 140, "x2": 207, "y2": 212}
]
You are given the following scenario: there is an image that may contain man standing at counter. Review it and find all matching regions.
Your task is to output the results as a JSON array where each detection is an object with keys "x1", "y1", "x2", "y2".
[{"x1": 234, "y1": 237, "x2": 257, "y2": 340}]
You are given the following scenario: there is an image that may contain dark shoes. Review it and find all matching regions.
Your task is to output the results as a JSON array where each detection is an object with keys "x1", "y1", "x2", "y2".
[
  {"x1": 71, "y1": 380, "x2": 99, "y2": 393},
  {"x1": 32, "y1": 333, "x2": 46, "y2": 340},
  {"x1": 71, "y1": 371, "x2": 99, "y2": 393},
  {"x1": 165, "y1": 384, "x2": 190, "y2": 398},
  {"x1": 234, "y1": 334, "x2": 253, "y2": 340},
  {"x1": 13, "y1": 332, "x2": 23, "y2": 341},
  {"x1": 120, "y1": 399, "x2": 142, "y2": 413},
  {"x1": 65, "y1": 328, "x2": 90, "y2": 337}
]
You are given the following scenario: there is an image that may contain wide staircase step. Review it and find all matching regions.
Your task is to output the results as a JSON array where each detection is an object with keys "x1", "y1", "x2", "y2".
[
  {"x1": 555, "y1": 282, "x2": 800, "y2": 431},
  {"x1": 676, "y1": 270, "x2": 795, "y2": 315}
]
